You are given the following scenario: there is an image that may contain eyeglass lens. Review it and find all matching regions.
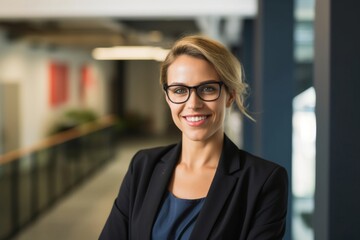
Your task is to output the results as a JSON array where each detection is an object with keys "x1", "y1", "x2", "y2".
[{"x1": 166, "y1": 82, "x2": 222, "y2": 103}]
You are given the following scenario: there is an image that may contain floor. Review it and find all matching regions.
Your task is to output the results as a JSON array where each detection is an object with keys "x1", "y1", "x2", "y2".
[{"x1": 13, "y1": 137, "x2": 177, "y2": 240}]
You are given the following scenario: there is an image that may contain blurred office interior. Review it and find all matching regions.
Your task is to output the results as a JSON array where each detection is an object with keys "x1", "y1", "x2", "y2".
[{"x1": 0, "y1": 0, "x2": 359, "y2": 240}]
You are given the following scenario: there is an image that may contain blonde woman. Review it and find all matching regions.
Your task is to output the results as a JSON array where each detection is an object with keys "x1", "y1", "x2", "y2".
[{"x1": 100, "y1": 35, "x2": 288, "y2": 240}]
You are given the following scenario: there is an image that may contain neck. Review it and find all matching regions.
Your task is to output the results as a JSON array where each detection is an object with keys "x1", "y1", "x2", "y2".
[{"x1": 180, "y1": 133, "x2": 224, "y2": 169}]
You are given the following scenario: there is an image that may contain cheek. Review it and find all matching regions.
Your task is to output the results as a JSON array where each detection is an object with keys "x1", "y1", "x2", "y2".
[
  {"x1": 166, "y1": 101, "x2": 181, "y2": 119},
  {"x1": 169, "y1": 105, "x2": 183, "y2": 130},
  {"x1": 214, "y1": 101, "x2": 228, "y2": 122}
]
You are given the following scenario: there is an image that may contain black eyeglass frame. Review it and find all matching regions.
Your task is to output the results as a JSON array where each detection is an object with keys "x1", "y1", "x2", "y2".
[{"x1": 163, "y1": 81, "x2": 224, "y2": 104}]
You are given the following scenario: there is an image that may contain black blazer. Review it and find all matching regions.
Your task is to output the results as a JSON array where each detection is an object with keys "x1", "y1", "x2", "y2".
[{"x1": 99, "y1": 135, "x2": 288, "y2": 240}]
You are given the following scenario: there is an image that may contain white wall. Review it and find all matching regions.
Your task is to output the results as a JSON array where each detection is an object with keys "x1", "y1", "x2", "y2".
[{"x1": 0, "y1": 30, "x2": 115, "y2": 149}]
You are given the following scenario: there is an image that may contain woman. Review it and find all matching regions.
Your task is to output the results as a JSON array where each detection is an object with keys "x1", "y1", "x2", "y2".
[{"x1": 99, "y1": 35, "x2": 288, "y2": 240}]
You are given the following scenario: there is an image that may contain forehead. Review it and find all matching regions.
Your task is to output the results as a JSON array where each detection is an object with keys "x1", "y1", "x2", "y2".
[{"x1": 167, "y1": 55, "x2": 219, "y2": 84}]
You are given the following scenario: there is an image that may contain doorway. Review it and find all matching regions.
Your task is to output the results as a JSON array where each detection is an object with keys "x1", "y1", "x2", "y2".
[{"x1": 0, "y1": 82, "x2": 20, "y2": 154}]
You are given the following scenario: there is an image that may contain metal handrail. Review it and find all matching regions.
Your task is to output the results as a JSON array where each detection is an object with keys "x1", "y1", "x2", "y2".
[
  {"x1": 0, "y1": 115, "x2": 117, "y2": 165},
  {"x1": 0, "y1": 115, "x2": 118, "y2": 240}
]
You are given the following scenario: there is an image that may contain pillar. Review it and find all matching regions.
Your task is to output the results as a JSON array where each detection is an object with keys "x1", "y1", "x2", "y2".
[
  {"x1": 251, "y1": 1, "x2": 295, "y2": 239},
  {"x1": 314, "y1": 0, "x2": 360, "y2": 239}
]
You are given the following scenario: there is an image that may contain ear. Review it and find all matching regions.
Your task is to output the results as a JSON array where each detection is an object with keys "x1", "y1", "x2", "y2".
[{"x1": 226, "y1": 90, "x2": 235, "y2": 108}]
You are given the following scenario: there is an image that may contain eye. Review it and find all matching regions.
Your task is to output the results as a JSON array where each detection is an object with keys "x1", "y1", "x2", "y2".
[
  {"x1": 169, "y1": 86, "x2": 188, "y2": 95},
  {"x1": 199, "y1": 84, "x2": 218, "y2": 94}
]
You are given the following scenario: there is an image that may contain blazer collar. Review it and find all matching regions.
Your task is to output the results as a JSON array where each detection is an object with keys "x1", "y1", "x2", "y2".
[
  {"x1": 138, "y1": 135, "x2": 241, "y2": 239},
  {"x1": 216, "y1": 134, "x2": 242, "y2": 174},
  {"x1": 190, "y1": 135, "x2": 242, "y2": 239},
  {"x1": 137, "y1": 142, "x2": 181, "y2": 239}
]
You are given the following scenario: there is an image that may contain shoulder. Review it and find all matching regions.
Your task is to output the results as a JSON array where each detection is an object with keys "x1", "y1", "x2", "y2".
[
  {"x1": 224, "y1": 135, "x2": 286, "y2": 174},
  {"x1": 239, "y1": 149, "x2": 288, "y2": 186},
  {"x1": 222, "y1": 135, "x2": 288, "y2": 190},
  {"x1": 128, "y1": 143, "x2": 179, "y2": 172},
  {"x1": 240, "y1": 150, "x2": 286, "y2": 173},
  {"x1": 230, "y1": 149, "x2": 288, "y2": 202}
]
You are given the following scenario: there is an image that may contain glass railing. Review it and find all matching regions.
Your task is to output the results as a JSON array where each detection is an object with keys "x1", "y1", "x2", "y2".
[{"x1": 0, "y1": 116, "x2": 118, "y2": 240}]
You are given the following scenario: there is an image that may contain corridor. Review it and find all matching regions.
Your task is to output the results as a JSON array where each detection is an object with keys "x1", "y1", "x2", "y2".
[{"x1": 13, "y1": 137, "x2": 179, "y2": 240}]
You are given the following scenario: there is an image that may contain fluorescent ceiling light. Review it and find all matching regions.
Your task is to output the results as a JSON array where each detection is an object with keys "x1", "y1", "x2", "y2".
[{"x1": 92, "y1": 46, "x2": 170, "y2": 61}]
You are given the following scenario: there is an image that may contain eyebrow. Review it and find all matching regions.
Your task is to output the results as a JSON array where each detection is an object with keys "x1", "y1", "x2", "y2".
[{"x1": 167, "y1": 80, "x2": 220, "y2": 86}]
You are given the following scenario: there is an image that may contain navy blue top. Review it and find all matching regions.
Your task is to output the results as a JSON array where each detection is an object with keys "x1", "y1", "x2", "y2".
[{"x1": 151, "y1": 191, "x2": 206, "y2": 240}]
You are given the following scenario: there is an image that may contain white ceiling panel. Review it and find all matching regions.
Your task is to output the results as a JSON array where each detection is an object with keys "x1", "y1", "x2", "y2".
[{"x1": 0, "y1": 0, "x2": 257, "y2": 19}]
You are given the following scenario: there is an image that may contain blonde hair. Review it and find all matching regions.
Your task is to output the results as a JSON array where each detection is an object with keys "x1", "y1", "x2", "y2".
[{"x1": 160, "y1": 35, "x2": 253, "y2": 120}]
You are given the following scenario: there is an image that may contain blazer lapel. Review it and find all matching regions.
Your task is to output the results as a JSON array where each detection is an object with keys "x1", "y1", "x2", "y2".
[
  {"x1": 190, "y1": 136, "x2": 241, "y2": 239},
  {"x1": 137, "y1": 142, "x2": 181, "y2": 239}
]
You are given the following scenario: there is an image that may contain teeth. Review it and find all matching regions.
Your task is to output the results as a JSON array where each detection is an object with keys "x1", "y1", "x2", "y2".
[{"x1": 186, "y1": 116, "x2": 207, "y2": 122}]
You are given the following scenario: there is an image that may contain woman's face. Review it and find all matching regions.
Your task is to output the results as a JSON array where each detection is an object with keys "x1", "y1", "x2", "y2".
[{"x1": 165, "y1": 55, "x2": 234, "y2": 143}]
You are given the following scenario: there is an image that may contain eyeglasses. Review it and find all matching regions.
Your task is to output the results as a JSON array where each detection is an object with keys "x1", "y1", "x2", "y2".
[{"x1": 163, "y1": 81, "x2": 224, "y2": 104}]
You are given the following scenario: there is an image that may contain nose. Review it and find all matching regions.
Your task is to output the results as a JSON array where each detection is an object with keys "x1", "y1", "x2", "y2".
[{"x1": 187, "y1": 89, "x2": 203, "y2": 109}]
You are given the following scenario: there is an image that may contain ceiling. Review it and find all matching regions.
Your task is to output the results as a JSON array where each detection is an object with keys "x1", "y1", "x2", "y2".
[
  {"x1": 0, "y1": 0, "x2": 257, "y2": 50},
  {"x1": 0, "y1": 0, "x2": 313, "y2": 52},
  {"x1": 0, "y1": 18, "x2": 202, "y2": 50}
]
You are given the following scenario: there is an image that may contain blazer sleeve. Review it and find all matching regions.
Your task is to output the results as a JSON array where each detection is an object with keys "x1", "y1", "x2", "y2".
[
  {"x1": 246, "y1": 166, "x2": 288, "y2": 240},
  {"x1": 98, "y1": 163, "x2": 133, "y2": 240}
]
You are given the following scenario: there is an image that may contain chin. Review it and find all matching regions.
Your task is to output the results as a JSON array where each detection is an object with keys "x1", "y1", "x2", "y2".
[
  {"x1": 182, "y1": 130, "x2": 218, "y2": 143},
  {"x1": 176, "y1": 121, "x2": 223, "y2": 142},
  {"x1": 181, "y1": 130, "x2": 203, "y2": 141}
]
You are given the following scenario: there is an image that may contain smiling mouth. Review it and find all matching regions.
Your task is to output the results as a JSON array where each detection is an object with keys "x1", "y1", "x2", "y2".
[{"x1": 185, "y1": 115, "x2": 208, "y2": 122}]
